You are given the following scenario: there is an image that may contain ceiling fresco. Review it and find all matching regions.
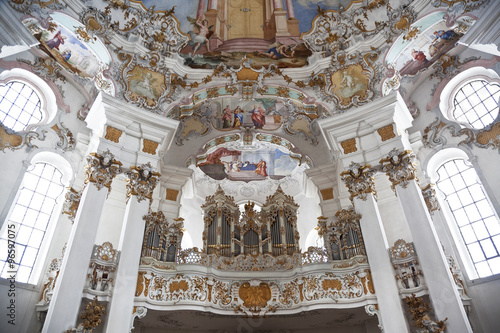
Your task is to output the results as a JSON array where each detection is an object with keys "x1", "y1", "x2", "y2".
[{"x1": 3, "y1": 0, "x2": 492, "y2": 168}]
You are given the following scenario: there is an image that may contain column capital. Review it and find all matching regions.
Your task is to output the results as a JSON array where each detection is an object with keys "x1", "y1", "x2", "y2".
[
  {"x1": 84, "y1": 149, "x2": 123, "y2": 191},
  {"x1": 340, "y1": 162, "x2": 377, "y2": 201},
  {"x1": 125, "y1": 162, "x2": 161, "y2": 202},
  {"x1": 380, "y1": 148, "x2": 417, "y2": 191}
]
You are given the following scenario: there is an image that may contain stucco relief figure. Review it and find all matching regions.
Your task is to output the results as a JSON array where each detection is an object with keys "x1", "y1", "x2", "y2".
[
  {"x1": 337, "y1": 70, "x2": 367, "y2": 98},
  {"x1": 130, "y1": 72, "x2": 157, "y2": 100},
  {"x1": 187, "y1": 17, "x2": 214, "y2": 55}
]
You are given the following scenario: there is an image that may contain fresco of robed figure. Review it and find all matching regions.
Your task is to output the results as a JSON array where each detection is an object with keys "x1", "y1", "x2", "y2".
[
  {"x1": 198, "y1": 146, "x2": 298, "y2": 182},
  {"x1": 210, "y1": 98, "x2": 283, "y2": 131}
]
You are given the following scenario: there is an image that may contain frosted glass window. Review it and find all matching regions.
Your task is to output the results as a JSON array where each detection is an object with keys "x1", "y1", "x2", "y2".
[
  {"x1": 436, "y1": 159, "x2": 500, "y2": 278},
  {"x1": 0, "y1": 163, "x2": 64, "y2": 283},
  {"x1": 0, "y1": 81, "x2": 42, "y2": 132},
  {"x1": 453, "y1": 80, "x2": 500, "y2": 129}
]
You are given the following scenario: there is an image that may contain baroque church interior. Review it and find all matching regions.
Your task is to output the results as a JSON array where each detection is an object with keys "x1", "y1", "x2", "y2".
[{"x1": 1, "y1": 0, "x2": 500, "y2": 332}]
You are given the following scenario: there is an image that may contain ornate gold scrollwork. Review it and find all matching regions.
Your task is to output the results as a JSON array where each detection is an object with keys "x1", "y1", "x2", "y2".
[
  {"x1": 380, "y1": 148, "x2": 418, "y2": 191},
  {"x1": 125, "y1": 162, "x2": 161, "y2": 202},
  {"x1": 405, "y1": 294, "x2": 446, "y2": 332},
  {"x1": 84, "y1": 149, "x2": 123, "y2": 191},
  {"x1": 340, "y1": 162, "x2": 376, "y2": 201}
]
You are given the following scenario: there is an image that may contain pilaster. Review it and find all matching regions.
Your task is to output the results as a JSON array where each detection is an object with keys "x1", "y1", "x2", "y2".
[
  {"x1": 381, "y1": 149, "x2": 473, "y2": 333},
  {"x1": 341, "y1": 163, "x2": 410, "y2": 332},
  {"x1": 42, "y1": 151, "x2": 122, "y2": 333},
  {"x1": 105, "y1": 163, "x2": 160, "y2": 333}
]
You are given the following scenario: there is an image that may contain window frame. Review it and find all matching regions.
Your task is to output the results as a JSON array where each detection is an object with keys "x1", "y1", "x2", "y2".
[
  {"x1": 0, "y1": 68, "x2": 58, "y2": 131},
  {"x1": 0, "y1": 152, "x2": 72, "y2": 285},
  {"x1": 439, "y1": 67, "x2": 500, "y2": 129},
  {"x1": 427, "y1": 148, "x2": 500, "y2": 281}
]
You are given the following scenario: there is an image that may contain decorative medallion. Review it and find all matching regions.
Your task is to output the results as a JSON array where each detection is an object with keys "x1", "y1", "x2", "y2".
[{"x1": 119, "y1": 52, "x2": 177, "y2": 111}]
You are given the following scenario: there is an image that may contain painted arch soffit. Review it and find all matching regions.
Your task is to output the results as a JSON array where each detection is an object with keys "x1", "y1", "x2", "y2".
[
  {"x1": 172, "y1": 92, "x2": 324, "y2": 147},
  {"x1": 189, "y1": 131, "x2": 313, "y2": 183}
]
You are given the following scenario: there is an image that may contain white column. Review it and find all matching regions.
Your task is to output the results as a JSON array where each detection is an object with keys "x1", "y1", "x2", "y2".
[
  {"x1": 354, "y1": 194, "x2": 409, "y2": 332},
  {"x1": 382, "y1": 150, "x2": 472, "y2": 332},
  {"x1": 42, "y1": 151, "x2": 122, "y2": 333},
  {"x1": 104, "y1": 198, "x2": 149, "y2": 333},
  {"x1": 341, "y1": 163, "x2": 409, "y2": 332},
  {"x1": 105, "y1": 163, "x2": 160, "y2": 333}
]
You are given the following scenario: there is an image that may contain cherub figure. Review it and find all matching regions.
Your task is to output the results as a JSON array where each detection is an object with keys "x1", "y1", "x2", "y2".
[{"x1": 186, "y1": 17, "x2": 214, "y2": 55}]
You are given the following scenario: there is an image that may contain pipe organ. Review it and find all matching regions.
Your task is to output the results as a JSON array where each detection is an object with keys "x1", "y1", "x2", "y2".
[
  {"x1": 142, "y1": 212, "x2": 184, "y2": 262},
  {"x1": 202, "y1": 185, "x2": 300, "y2": 257},
  {"x1": 201, "y1": 185, "x2": 240, "y2": 257},
  {"x1": 318, "y1": 207, "x2": 366, "y2": 261}
]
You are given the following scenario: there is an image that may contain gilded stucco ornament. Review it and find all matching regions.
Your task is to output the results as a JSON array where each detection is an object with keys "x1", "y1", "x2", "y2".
[
  {"x1": 421, "y1": 184, "x2": 440, "y2": 213},
  {"x1": 136, "y1": 269, "x2": 374, "y2": 316},
  {"x1": 312, "y1": 51, "x2": 380, "y2": 110},
  {"x1": 62, "y1": 187, "x2": 81, "y2": 223},
  {"x1": 84, "y1": 149, "x2": 123, "y2": 191},
  {"x1": 390, "y1": 240, "x2": 426, "y2": 295},
  {"x1": 125, "y1": 162, "x2": 161, "y2": 202},
  {"x1": 405, "y1": 294, "x2": 446, "y2": 332},
  {"x1": 51, "y1": 122, "x2": 75, "y2": 151},
  {"x1": 118, "y1": 51, "x2": 178, "y2": 111},
  {"x1": 0, "y1": 121, "x2": 47, "y2": 152},
  {"x1": 432, "y1": 0, "x2": 488, "y2": 13},
  {"x1": 64, "y1": 297, "x2": 106, "y2": 333},
  {"x1": 9, "y1": 0, "x2": 65, "y2": 14},
  {"x1": 98, "y1": 0, "x2": 187, "y2": 55},
  {"x1": 340, "y1": 162, "x2": 377, "y2": 201},
  {"x1": 380, "y1": 148, "x2": 418, "y2": 191},
  {"x1": 302, "y1": 1, "x2": 418, "y2": 57},
  {"x1": 423, "y1": 117, "x2": 500, "y2": 152}
]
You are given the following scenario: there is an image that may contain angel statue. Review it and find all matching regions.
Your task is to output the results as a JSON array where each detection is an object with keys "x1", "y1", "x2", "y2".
[{"x1": 186, "y1": 17, "x2": 214, "y2": 55}]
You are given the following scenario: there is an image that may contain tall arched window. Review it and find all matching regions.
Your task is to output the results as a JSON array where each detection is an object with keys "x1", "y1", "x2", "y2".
[
  {"x1": 0, "y1": 153, "x2": 71, "y2": 284},
  {"x1": 429, "y1": 149, "x2": 500, "y2": 279},
  {"x1": 0, "y1": 81, "x2": 43, "y2": 131}
]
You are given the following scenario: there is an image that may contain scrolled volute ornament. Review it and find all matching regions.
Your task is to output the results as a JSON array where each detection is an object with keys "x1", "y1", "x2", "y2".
[
  {"x1": 84, "y1": 150, "x2": 123, "y2": 191},
  {"x1": 380, "y1": 149, "x2": 418, "y2": 191},
  {"x1": 125, "y1": 162, "x2": 161, "y2": 202},
  {"x1": 340, "y1": 162, "x2": 376, "y2": 201}
]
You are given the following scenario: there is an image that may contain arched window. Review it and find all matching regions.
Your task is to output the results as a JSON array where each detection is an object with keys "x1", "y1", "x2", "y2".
[
  {"x1": 0, "y1": 68, "x2": 58, "y2": 131},
  {"x1": 452, "y1": 80, "x2": 500, "y2": 129},
  {"x1": 0, "y1": 153, "x2": 71, "y2": 284},
  {"x1": 429, "y1": 149, "x2": 500, "y2": 279},
  {"x1": 440, "y1": 67, "x2": 500, "y2": 129},
  {"x1": 0, "y1": 81, "x2": 43, "y2": 131}
]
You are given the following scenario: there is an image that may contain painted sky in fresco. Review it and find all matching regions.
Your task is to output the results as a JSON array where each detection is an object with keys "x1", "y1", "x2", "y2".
[{"x1": 134, "y1": 0, "x2": 353, "y2": 36}]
